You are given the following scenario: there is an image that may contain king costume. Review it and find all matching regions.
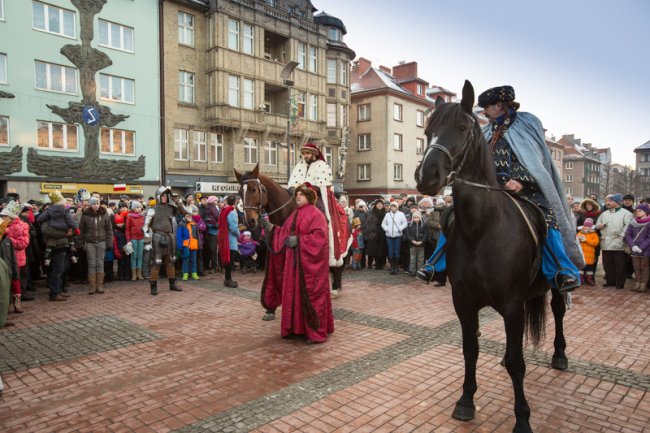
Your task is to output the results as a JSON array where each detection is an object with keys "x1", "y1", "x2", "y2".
[{"x1": 262, "y1": 184, "x2": 334, "y2": 343}]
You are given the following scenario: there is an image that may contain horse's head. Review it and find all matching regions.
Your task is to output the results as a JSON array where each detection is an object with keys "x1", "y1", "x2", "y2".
[
  {"x1": 234, "y1": 163, "x2": 265, "y2": 225},
  {"x1": 415, "y1": 80, "x2": 478, "y2": 195}
]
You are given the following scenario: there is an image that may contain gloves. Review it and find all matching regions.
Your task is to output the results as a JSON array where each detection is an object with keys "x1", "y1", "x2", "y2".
[
  {"x1": 259, "y1": 218, "x2": 273, "y2": 232},
  {"x1": 144, "y1": 244, "x2": 152, "y2": 251},
  {"x1": 632, "y1": 245, "x2": 642, "y2": 254},
  {"x1": 285, "y1": 236, "x2": 298, "y2": 248},
  {"x1": 123, "y1": 242, "x2": 134, "y2": 255}
]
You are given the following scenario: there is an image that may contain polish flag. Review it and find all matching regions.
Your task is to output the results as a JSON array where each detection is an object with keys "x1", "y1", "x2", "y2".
[{"x1": 113, "y1": 184, "x2": 127, "y2": 191}]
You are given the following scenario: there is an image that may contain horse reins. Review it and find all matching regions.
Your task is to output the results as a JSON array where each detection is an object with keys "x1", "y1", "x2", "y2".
[{"x1": 241, "y1": 178, "x2": 293, "y2": 218}]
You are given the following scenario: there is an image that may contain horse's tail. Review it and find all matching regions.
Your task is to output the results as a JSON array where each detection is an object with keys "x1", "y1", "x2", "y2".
[{"x1": 524, "y1": 293, "x2": 546, "y2": 348}]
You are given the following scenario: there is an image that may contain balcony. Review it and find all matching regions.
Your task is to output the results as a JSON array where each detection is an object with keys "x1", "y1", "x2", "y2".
[{"x1": 204, "y1": 105, "x2": 325, "y2": 137}]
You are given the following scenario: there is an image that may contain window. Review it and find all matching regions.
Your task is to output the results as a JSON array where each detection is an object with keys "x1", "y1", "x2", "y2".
[
  {"x1": 193, "y1": 131, "x2": 206, "y2": 161},
  {"x1": 98, "y1": 20, "x2": 134, "y2": 52},
  {"x1": 100, "y1": 128, "x2": 135, "y2": 155},
  {"x1": 416, "y1": 138, "x2": 425, "y2": 155},
  {"x1": 34, "y1": 61, "x2": 76, "y2": 94},
  {"x1": 324, "y1": 147, "x2": 333, "y2": 168},
  {"x1": 0, "y1": 53, "x2": 6, "y2": 84},
  {"x1": 266, "y1": 0, "x2": 277, "y2": 6},
  {"x1": 243, "y1": 78, "x2": 254, "y2": 109},
  {"x1": 394, "y1": 163, "x2": 403, "y2": 181},
  {"x1": 339, "y1": 105, "x2": 348, "y2": 128},
  {"x1": 358, "y1": 134, "x2": 370, "y2": 151},
  {"x1": 178, "y1": 11, "x2": 194, "y2": 46},
  {"x1": 565, "y1": 161, "x2": 573, "y2": 169},
  {"x1": 174, "y1": 128, "x2": 189, "y2": 160},
  {"x1": 308, "y1": 94, "x2": 317, "y2": 121},
  {"x1": 393, "y1": 103, "x2": 403, "y2": 121},
  {"x1": 358, "y1": 104, "x2": 370, "y2": 121},
  {"x1": 393, "y1": 133, "x2": 403, "y2": 151},
  {"x1": 295, "y1": 92, "x2": 305, "y2": 119},
  {"x1": 643, "y1": 168, "x2": 650, "y2": 177},
  {"x1": 565, "y1": 187, "x2": 572, "y2": 195},
  {"x1": 297, "y1": 42, "x2": 306, "y2": 70},
  {"x1": 308, "y1": 46, "x2": 317, "y2": 73},
  {"x1": 416, "y1": 110, "x2": 424, "y2": 127},
  {"x1": 416, "y1": 84, "x2": 423, "y2": 95},
  {"x1": 178, "y1": 71, "x2": 194, "y2": 104},
  {"x1": 244, "y1": 137, "x2": 258, "y2": 164},
  {"x1": 565, "y1": 174, "x2": 573, "y2": 182},
  {"x1": 228, "y1": 75, "x2": 239, "y2": 106},
  {"x1": 339, "y1": 61, "x2": 348, "y2": 85},
  {"x1": 0, "y1": 0, "x2": 4, "y2": 21},
  {"x1": 0, "y1": 116, "x2": 8, "y2": 146},
  {"x1": 37, "y1": 120, "x2": 77, "y2": 151},
  {"x1": 327, "y1": 27, "x2": 340, "y2": 41},
  {"x1": 327, "y1": 103, "x2": 336, "y2": 127},
  {"x1": 358, "y1": 164, "x2": 371, "y2": 181},
  {"x1": 227, "y1": 19, "x2": 239, "y2": 50},
  {"x1": 32, "y1": 1, "x2": 75, "y2": 38},
  {"x1": 209, "y1": 133, "x2": 223, "y2": 163},
  {"x1": 264, "y1": 140, "x2": 277, "y2": 166},
  {"x1": 99, "y1": 74, "x2": 134, "y2": 104},
  {"x1": 243, "y1": 23, "x2": 253, "y2": 54},
  {"x1": 326, "y1": 59, "x2": 336, "y2": 84},
  {"x1": 289, "y1": 142, "x2": 296, "y2": 168}
]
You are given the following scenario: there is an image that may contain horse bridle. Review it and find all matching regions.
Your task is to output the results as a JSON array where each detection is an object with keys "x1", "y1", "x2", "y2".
[{"x1": 240, "y1": 178, "x2": 294, "y2": 219}]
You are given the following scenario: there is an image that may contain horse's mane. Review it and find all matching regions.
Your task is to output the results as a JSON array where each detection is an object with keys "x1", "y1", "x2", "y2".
[{"x1": 425, "y1": 102, "x2": 499, "y2": 189}]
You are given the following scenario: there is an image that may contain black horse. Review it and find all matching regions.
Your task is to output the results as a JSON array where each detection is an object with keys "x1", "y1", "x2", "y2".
[{"x1": 415, "y1": 80, "x2": 568, "y2": 433}]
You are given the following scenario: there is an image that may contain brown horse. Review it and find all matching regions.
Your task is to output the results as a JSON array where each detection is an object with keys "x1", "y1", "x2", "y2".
[
  {"x1": 234, "y1": 164, "x2": 346, "y2": 320},
  {"x1": 415, "y1": 80, "x2": 568, "y2": 433}
]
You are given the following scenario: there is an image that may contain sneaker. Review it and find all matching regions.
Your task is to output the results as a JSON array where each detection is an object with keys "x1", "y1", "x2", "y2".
[
  {"x1": 182, "y1": 273, "x2": 189, "y2": 281},
  {"x1": 191, "y1": 272, "x2": 199, "y2": 280}
]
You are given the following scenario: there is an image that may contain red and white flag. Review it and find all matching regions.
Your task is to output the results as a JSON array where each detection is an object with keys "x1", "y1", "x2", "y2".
[{"x1": 113, "y1": 184, "x2": 126, "y2": 191}]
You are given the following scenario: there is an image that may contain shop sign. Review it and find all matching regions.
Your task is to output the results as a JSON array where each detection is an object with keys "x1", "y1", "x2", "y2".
[
  {"x1": 40, "y1": 183, "x2": 144, "y2": 195},
  {"x1": 195, "y1": 182, "x2": 240, "y2": 194}
]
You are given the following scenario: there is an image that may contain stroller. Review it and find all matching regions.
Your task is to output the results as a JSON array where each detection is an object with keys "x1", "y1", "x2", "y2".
[{"x1": 238, "y1": 232, "x2": 259, "y2": 274}]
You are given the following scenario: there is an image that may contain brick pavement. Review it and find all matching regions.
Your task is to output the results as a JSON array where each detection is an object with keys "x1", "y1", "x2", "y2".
[{"x1": 0, "y1": 268, "x2": 649, "y2": 433}]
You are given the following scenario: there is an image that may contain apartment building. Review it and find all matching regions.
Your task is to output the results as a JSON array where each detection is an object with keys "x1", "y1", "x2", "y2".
[
  {"x1": 0, "y1": 0, "x2": 161, "y2": 198},
  {"x1": 162, "y1": 0, "x2": 353, "y2": 194},
  {"x1": 346, "y1": 58, "x2": 435, "y2": 201},
  {"x1": 560, "y1": 134, "x2": 601, "y2": 199}
]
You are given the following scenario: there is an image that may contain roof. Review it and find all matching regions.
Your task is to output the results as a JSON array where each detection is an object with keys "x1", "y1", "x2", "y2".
[
  {"x1": 314, "y1": 11, "x2": 347, "y2": 34},
  {"x1": 635, "y1": 139, "x2": 650, "y2": 151},
  {"x1": 426, "y1": 85, "x2": 456, "y2": 96},
  {"x1": 352, "y1": 67, "x2": 411, "y2": 95}
]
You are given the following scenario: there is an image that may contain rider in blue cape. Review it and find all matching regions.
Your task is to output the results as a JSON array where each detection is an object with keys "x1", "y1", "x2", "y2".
[{"x1": 418, "y1": 85, "x2": 584, "y2": 292}]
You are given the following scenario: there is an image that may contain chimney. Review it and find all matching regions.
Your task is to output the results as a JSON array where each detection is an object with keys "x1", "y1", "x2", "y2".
[
  {"x1": 392, "y1": 61, "x2": 417, "y2": 80},
  {"x1": 378, "y1": 65, "x2": 391, "y2": 74},
  {"x1": 357, "y1": 57, "x2": 371, "y2": 75}
]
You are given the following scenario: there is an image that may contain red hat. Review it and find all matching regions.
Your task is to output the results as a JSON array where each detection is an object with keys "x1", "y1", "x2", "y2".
[
  {"x1": 299, "y1": 143, "x2": 325, "y2": 161},
  {"x1": 294, "y1": 182, "x2": 318, "y2": 204}
]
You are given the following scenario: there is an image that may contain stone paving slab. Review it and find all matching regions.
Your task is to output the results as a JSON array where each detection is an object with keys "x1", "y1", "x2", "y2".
[{"x1": 0, "y1": 269, "x2": 649, "y2": 433}]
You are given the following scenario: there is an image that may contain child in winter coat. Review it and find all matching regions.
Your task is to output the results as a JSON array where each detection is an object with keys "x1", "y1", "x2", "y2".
[
  {"x1": 577, "y1": 218, "x2": 600, "y2": 286},
  {"x1": 350, "y1": 218, "x2": 364, "y2": 270},
  {"x1": 624, "y1": 203, "x2": 650, "y2": 292},
  {"x1": 191, "y1": 207, "x2": 207, "y2": 276},
  {"x1": 113, "y1": 210, "x2": 131, "y2": 281},
  {"x1": 125, "y1": 201, "x2": 145, "y2": 281},
  {"x1": 36, "y1": 191, "x2": 79, "y2": 265},
  {"x1": 405, "y1": 211, "x2": 426, "y2": 277},
  {"x1": 177, "y1": 213, "x2": 199, "y2": 280},
  {"x1": 2, "y1": 201, "x2": 29, "y2": 313}
]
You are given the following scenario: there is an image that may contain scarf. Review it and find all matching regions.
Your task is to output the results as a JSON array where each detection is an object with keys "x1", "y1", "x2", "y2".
[{"x1": 217, "y1": 206, "x2": 234, "y2": 264}]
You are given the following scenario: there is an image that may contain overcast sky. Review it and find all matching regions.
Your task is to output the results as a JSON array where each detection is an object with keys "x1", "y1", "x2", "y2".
[{"x1": 317, "y1": 0, "x2": 650, "y2": 166}]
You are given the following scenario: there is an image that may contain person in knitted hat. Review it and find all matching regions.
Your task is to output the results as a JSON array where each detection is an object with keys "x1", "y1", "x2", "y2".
[
  {"x1": 624, "y1": 203, "x2": 650, "y2": 292},
  {"x1": 2, "y1": 200, "x2": 29, "y2": 312},
  {"x1": 125, "y1": 199, "x2": 145, "y2": 281},
  {"x1": 622, "y1": 194, "x2": 635, "y2": 213},
  {"x1": 596, "y1": 194, "x2": 633, "y2": 288},
  {"x1": 78, "y1": 196, "x2": 113, "y2": 294},
  {"x1": 288, "y1": 142, "x2": 349, "y2": 270},
  {"x1": 259, "y1": 182, "x2": 333, "y2": 343},
  {"x1": 577, "y1": 218, "x2": 599, "y2": 286},
  {"x1": 0, "y1": 209, "x2": 22, "y2": 325},
  {"x1": 404, "y1": 210, "x2": 426, "y2": 277},
  {"x1": 203, "y1": 195, "x2": 220, "y2": 274}
]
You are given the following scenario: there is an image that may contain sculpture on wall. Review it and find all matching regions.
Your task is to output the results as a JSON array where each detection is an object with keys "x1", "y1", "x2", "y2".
[
  {"x1": 27, "y1": 0, "x2": 145, "y2": 181},
  {"x1": 0, "y1": 91, "x2": 23, "y2": 176},
  {"x1": 337, "y1": 127, "x2": 349, "y2": 180}
]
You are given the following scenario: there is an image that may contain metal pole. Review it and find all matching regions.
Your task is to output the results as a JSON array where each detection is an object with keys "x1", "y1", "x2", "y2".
[{"x1": 286, "y1": 83, "x2": 291, "y2": 185}]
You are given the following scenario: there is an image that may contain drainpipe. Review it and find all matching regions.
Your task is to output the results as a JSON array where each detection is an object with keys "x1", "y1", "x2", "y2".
[{"x1": 159, "y1": 0, "x2": 166, "y2": 186}]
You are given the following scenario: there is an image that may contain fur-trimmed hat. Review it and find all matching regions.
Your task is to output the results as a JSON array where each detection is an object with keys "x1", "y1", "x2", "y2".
[
  {"x1": 478, "y1": 85, "x2": 520, "y2": 110},
  {"x1": 48, "y1": 190, "x2": 65, "y2": 205},
  {"x1": 299, "y1": 143, "x2": 325, "y2": 161},
  {"x1": 579, "y1": 198, "x2": 600, "y2": 212},
  {"x1": 294, "y1": 182, "x2": 318, "y2": 204}
]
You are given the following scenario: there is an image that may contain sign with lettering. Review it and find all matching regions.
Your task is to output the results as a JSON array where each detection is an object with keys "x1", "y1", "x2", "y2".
[
  {"x1": 195, "y1": 182, "x2": 240, "y2": 194},
  {"x1": 82, "y1": 105, "x2": 100, "y2": 125}
]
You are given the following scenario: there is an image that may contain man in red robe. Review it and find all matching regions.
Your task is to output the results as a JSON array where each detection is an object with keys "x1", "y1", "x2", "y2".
[{"x1": 260, "y1": 183, "x2": 334, "y2": 343}]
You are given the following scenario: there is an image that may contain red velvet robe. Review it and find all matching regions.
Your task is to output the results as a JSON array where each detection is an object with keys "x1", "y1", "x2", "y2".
[{"x1": 262, "y1": 203, "x2": 334, "y2": 343}]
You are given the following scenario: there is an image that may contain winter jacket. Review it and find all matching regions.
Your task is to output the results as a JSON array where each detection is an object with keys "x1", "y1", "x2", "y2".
[
  {"x1": 382, "y1": 210, "x2": 408, "y2": 239},
  {"x1": 425, "y1": 208, "x2": 444, "y2": 244},
  {"x1": 40, "y1": 220, "x2": 70, "y2": 249},
  {"x1": 177, "y1": 220, "x2": 199, "y2": 251},
  {"x1": 405, "y1": 220, "x2": 426, "y2": 245},
  {"x1": 351, "y1": 228, "x2": 364, "y2": 250},
  {"x1": 125, "y1": 211, "x2": 145, "y2": 242},
  {"x1": 205, "y1": 203, "x2": 220, "y2": 235},
  {"x1": 192, "y1": 215, "x2": 207, "y2": 249},
  {"x1": 577, "y1": 230, "x2": 600, "y2": 265},
  {"x1": 596, "y1": 207, "x2": 633, "y2": 251},
  {"x1": 79, "y1": 207, "x2": 113, "y2": 245},
  {"x1": 624, "y1": 218, "x2": 650, "y2": 257},
  {"x1": 0, "y1": 236, "x2": 19, "y2": 280},
  {"x1": 37, "y1": 204, "x2": 78, "y2": 231},
  {"x1": 365, "y1": 207, "x2": 387, "y2": 257},
  {"x1": 6, "y1": 218, "x2": 30, "y2": 267}
]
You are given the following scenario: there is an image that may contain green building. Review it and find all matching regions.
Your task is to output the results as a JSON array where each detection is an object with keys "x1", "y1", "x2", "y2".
[{"x1": 0, "y1": 0, "x2": 161, "y2": 199}]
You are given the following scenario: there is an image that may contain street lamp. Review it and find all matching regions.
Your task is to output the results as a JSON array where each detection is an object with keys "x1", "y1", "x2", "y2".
[{"x1": 281, "y1": 61, "x2": 299, "y2": 184}]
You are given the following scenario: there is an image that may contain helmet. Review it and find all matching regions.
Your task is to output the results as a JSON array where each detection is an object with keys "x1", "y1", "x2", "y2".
[{"x1": 155, "y1": 186, "x2": 172, "y2": 205}]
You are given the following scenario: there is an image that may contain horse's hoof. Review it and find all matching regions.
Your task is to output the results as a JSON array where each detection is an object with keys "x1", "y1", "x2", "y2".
[
  {"x1": 262, "y1": 313, "x2": 275, "y2": 321},
  {"x1": 500, "y1": 357, "x2": 505, "y2": 367},
  {"x1": 452, "y1": 403, "x2": 475, "y2": 421},
  {"x1": 512, "y1": 420, "x2": 533, "y2": 433},
  {"x1": 330, "y1": 290, "x2": 340, "y2": 299},
  {"x1": 551, "y1": 356, "x2": 568, "y2": 370}
]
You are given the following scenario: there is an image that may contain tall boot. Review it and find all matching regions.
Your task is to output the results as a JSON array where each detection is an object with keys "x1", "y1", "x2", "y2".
[
  {"x1": 96, "y1": 273, "x2": 105, "y2": 294},
  {"x1": 169, "y1": 278, "x2": 182, "y2": 291},
  {"x1": 13, "y1": 294, "x2": 23, "y2": 314},
  {"x1": 631, "y1": 256, "x2": 643, "y2": 292},
  {"x1": 137, "y1": 269, "x2": 144, "y2": 280},
  {"x1": 150, "y1": 280, "x2": 158, "y2": 295},
  {"x1": 131, "y1": 269, "x2": 137, "y2": 281},
  {"x1": 88, "y1": 273, "x2": 97, "y2": 295}
]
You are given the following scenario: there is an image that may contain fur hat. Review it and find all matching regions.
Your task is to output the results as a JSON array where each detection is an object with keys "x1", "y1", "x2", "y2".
[
  {"x1": 477, "y1": 85, "x2": 520, "y2": 110},
  {"x1": 606, "y1": 194, "x2": 622, "y2": 205},
  {"x1": 583, "y1": 218, "x2": 594, "y2": 227},
  {"x1": 635, "y1": 203, "x2": 650, "y2": 215},
  {"x1": 0, "y1": 200, "x2": 21, "y2": 218},
  {"x1": 294, "y1": 183, "x2": 318, "y2": 204},
  {"x1": 356, "y1": 200, "x2": 367, "y2": 209},
  {"x1": 579, "y1": 198, "x2": 600, "y2": 212},
  {"x1": 352, "y1": 217, "x2": 361, "y2": 227},
  {"x1": 411, "y1": 211, "x2": 422, "y2": 220},
  {"x1": 299, "y1": 143, "x2": 325, "y2": 161}
]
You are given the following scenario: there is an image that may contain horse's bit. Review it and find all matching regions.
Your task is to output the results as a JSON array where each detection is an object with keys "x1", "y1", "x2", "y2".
[{"x1": 241, "y1": 178, "x2": 293, "y2": 219}]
